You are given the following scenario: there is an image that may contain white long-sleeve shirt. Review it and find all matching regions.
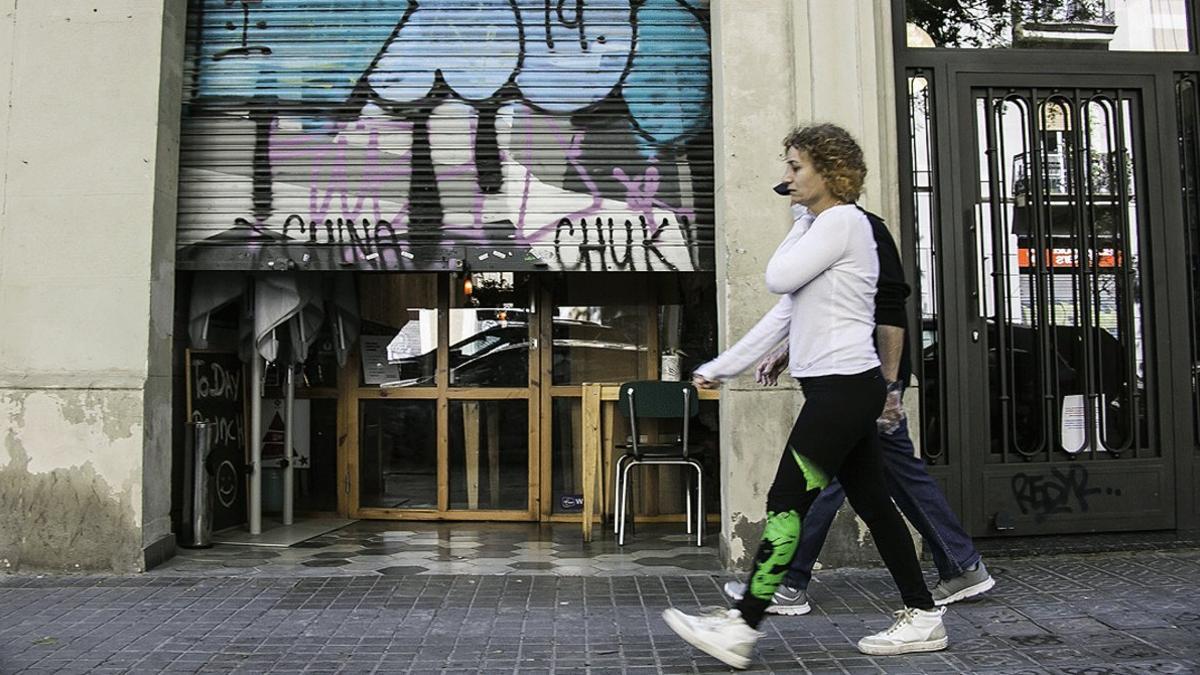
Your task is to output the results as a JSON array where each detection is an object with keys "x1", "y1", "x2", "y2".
[{"x1": 695, "y1": 204, "x2": 880, "y2": 381}]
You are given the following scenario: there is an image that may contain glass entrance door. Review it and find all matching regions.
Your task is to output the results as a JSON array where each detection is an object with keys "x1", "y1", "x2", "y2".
[
  {"x1": 347, "y1": 272, "x2": 540, "y2": 520},
  {"x1": 340, "y1": 271, "x2": 719, "y2": 523}
]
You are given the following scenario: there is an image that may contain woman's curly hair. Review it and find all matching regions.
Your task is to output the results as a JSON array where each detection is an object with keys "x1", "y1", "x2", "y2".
[{"x1": 783, "y1": 124, "x2": 867, "y2": 203}]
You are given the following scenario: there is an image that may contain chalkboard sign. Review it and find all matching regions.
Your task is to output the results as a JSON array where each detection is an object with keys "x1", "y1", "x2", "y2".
[{"x1": 186, "y1": 350, "x2": 247, "y2": 531}]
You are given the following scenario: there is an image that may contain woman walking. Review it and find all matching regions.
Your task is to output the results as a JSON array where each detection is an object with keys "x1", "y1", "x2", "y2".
[{"x1": 662, "y1": 124, "x2": 948, "y2": 670}]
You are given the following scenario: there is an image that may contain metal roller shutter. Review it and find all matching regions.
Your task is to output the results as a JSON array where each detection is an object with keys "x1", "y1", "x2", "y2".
[{"x1": 177, "y1": 0, "x2": 714, "y2": 272}]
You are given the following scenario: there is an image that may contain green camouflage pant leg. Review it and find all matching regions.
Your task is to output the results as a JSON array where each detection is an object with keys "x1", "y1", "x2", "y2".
[{"x1": 748, "y1": 450, "x2": 829, "y2": 601}]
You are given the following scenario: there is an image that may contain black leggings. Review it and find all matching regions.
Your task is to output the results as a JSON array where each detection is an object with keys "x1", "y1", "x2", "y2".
[{"x1": 735, "y1": 368, "x2": 934, "y2": 627}]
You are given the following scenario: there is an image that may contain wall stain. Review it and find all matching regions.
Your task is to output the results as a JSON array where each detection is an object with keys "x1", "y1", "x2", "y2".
[
  {"x1": 728, "y1": 511, "x2": 763, "y2": 572},
  {"x1": 728, "y1": 505, "x2": 905, "y2": 575},
  {"x1": 1, "y1": 394, "x2": 144, "y2": 573},
  {"x1": 53, "y1": 390, "x2": 140, "y2": 443}
]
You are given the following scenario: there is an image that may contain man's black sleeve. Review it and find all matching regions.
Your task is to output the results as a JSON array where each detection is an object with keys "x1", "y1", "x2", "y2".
[{"x1": 860, "y1": 208, "x2": 911, "y2": 330}]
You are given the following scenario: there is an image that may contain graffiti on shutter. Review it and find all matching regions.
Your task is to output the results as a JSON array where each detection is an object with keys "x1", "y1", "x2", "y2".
[{"x1": 178, "y1": 0, "x2": 714, "y2": 272}]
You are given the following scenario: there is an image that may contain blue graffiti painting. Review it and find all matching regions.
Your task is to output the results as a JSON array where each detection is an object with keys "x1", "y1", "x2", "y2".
[
  {"x1": 624, "y1": 0, "x2": 710, "y2": 145},
  {"x1": 180, "y1": 0, "x2": 715, "y2": 272},
  {"x1": 515, "y1": 0, "x2": 635, "y2": 113},
  {"x1": 368, "y1": 1, "x2": 522, "y2": 103},
  {"x1": 194, "y1": 0, "x2": 412, "y2": 103}
]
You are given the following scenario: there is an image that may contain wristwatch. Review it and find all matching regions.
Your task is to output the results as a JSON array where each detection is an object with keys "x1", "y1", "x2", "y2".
[{"x1": 885, "y1": 379, "x2": 903, "y2": 394}]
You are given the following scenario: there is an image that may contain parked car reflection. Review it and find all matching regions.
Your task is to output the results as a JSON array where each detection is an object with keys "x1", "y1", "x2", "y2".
[
  {"x1": 920, "y1": 320, "x2": 1147, "y2": 455},
  {"x1": 382, "y1": 315, "x2": 645, "y2": 388}
]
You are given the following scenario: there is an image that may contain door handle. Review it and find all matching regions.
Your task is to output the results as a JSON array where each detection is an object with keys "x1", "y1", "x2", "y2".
[
  {"x1": 971, "y1": 330, "x2": 980, "y2": 343},
  {"x1": 965, "y1": 207, "x2": 982, "y2": 317}
]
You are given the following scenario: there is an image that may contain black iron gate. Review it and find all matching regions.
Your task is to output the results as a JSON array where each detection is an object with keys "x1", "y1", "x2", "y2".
[
  {"x1": 1178, "y1": 73, "x2": 1200, "y2": 525},
  {"x1": 959, "y1": 77, "x2": 1171, "y2": 534},
  {"x1": 900, "y1": 58, "x2": 1196, "y2": 535}
]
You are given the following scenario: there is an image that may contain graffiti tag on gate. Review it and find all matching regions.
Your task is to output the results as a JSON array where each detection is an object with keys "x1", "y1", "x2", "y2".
[{"x1": 1011, "y1": 466, "x2": 1114, "y2": 523}]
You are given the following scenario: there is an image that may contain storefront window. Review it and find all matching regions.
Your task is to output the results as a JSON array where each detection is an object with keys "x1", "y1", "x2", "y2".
[
  {"x1": 359, "y1": 399, "x2": 438, "y2": 509},
  {"x1": 548, "y1": 273, "x2": 716, "y2": 515},
  {"x1": 449, "y1": 272, "x2": 532, "y2": 388},
  {"x1": 552, "y1": 306, "x2": 648, "y2": 385},
  {"x1": 357, "y1": 274, "x2": 439, "y2": 388},
  {"x1": 906, "y1": 0, "x2": 1190, "y2": 51},
  {"x1": 551, "y1": 275, "x2": 652, "y2": 385},
  {"x1": 448, "y1": 400, "x2": 529, "y2": 510},
  {"x1": 550, "y1": 398, "x2": 585, "y2": 515}
]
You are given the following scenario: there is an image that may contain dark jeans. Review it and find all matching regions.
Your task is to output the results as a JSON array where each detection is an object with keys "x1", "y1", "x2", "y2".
[
  {"x1": 735, "y1": 369, "x2": 933, "y2": 627},
  {"x1": 784, "y1": 412, "x2": 981, "y2": 590}
]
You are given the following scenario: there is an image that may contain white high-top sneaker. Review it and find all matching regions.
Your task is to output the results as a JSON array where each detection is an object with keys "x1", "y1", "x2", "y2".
[
  {"x1": 662, "y1": 607, "x2": 763, "y2": 670},
  {"x1": 856, "y1": 606, "x2": 949, "y2": 656}
]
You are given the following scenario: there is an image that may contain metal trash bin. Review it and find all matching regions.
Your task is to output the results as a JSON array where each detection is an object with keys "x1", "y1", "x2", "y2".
[
  {"x1": 183, "y1": 421, "x2": 215, "y2": 548},
  {"x1": 262, "y1": 464, "x2": 284, "y2": 514}
]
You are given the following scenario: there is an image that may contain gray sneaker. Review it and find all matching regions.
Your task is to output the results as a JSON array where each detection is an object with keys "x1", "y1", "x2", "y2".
[
  {"x1": 931, "y1": 561, "x2": 995, "y2": 606},
  {"x1": 721, "y1": 580, "x2": 811, "y2": 616}
]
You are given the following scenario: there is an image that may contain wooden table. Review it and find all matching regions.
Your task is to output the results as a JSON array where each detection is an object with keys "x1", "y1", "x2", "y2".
[{"x1": 579, "y1": 383, "x2": 720, "y2": 542}]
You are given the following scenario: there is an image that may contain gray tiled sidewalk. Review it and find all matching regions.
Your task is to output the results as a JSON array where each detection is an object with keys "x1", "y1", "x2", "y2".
[
  {"x1": 3, "y1": 547, "x2": 1199, "y2": 674},
  {"x1": 153, "y1": 521, "x2": 722, "y2": 578}
]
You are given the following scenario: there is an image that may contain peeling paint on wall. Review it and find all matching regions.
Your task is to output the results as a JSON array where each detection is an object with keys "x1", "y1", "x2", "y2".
[
  {"x1": 728, "y1": 511, "x2": 761, "y2": 571},
  {"x1": 4, "y1": 390, "x2": 142, "y2": 480},
  {"x1": 1, "y1": 389, "x2": 145, "y2": 572}
]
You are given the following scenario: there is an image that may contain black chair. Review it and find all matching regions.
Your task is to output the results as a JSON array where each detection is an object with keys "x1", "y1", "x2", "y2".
[{"x1": 613, "y1": 380, "x2": 704, "y2": 546}]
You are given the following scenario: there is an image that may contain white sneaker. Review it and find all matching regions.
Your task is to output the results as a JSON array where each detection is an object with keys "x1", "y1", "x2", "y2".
[
  {"x1": 722, "y1": 580, "x2": 811, "y2": 615},
  {"x1": 856, "y1": 607, "x2": 949, "y2": 656},
  {"x1": 662, "y1": 607, "x2": 762, "y2": 670}
]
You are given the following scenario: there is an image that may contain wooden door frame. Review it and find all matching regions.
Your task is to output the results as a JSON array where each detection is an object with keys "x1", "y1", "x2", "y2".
[
  {"x1": 537, "y1": 277, "x2": 670, "y2": 524},
  {"x1": 334, "y1": 272, "x2": 698, "y2": 524},
  {"x1": 337, "y1": 272, "x2": 541, "y2": 522}
]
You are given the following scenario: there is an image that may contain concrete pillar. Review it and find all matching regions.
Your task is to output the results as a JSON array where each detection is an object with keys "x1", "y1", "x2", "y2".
[
  {"x1": 710, "y1": 0, "x2": 902, "y2": 569},
  {"x1": 0, "y1": 1, "x2": 185, "y2": 572}
]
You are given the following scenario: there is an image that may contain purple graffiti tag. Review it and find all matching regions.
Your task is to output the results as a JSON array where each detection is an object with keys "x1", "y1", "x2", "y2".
[
  {"x1": 269, "y1": 116, "x2": 414, "y2": 236},
  {"x1": 529, "y1": 128, "x2": 604, "y2": 241},
  {"x1": 612, "y1": 164, "x2": 696, "y2": 237},
  {"x1": 516, "y1": 167, "x2": 533, "y2": 233}
]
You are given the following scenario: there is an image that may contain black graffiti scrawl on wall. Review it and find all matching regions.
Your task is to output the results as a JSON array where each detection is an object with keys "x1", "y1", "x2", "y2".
[
  {"x1": 1011, "y1": 465, "x2": 1123, "y2": 523},
  {"x1": 178, "y1": 0, "x2": 715, "y2": 272}
]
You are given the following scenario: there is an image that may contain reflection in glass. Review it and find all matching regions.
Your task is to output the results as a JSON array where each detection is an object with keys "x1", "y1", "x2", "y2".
[
  {"x1": 906, "y1": 0, "x2": 1188, "y2": 52},
  {"x1": 908, "y1": 73, "x2": 947, "y2": 462},
  {"x1": 448, "y1": 400, "x2": 528, "y2": 510},
  {"x1": 551, "y1": 397, "x2": 584, "y2": 515},
  {"x1": 972, "y1": 88, "x2": 1151, "y2": 461},
  {"x1": 359, "y1": 400, "x2": 437, "y2": 509},
  {"x1": 449, "y1": 273, "x2": 531, "y2": 387},
  {"x1": 358, "y1": 274, "x2": 438, "y2": 387},
  {"x1": 979, "y1": 94, "x2": 1049, "y2": 457},
  {"x1": 552, "y1": 305, "x2": 647, "y2": 385}
]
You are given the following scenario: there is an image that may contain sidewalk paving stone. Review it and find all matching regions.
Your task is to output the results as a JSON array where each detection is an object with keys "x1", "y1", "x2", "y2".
[{"x1": 2, "y1": 526, "x2": 1199, "y2": 674}]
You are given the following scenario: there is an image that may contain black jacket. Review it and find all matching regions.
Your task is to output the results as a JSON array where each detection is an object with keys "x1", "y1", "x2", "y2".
[{"x1": 858, "y1": 206, "x2": 912, "y2": 385}]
